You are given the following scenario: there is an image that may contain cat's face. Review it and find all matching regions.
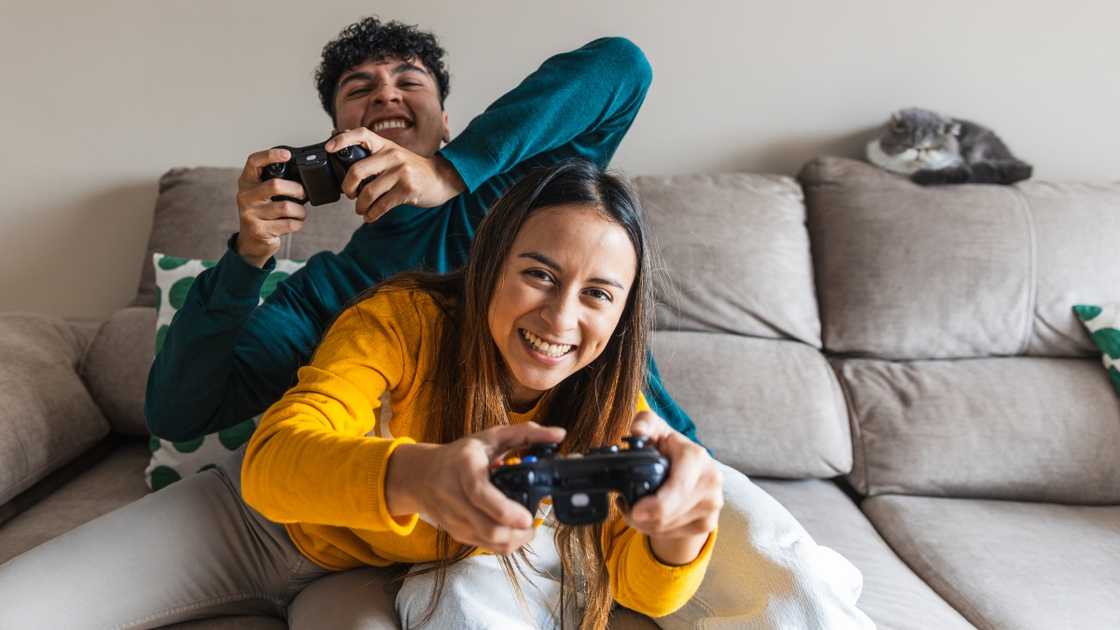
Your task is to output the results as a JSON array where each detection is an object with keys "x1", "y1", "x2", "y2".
[{"x1": 878, "y1": 108, "x2": 961, "y2": 159}]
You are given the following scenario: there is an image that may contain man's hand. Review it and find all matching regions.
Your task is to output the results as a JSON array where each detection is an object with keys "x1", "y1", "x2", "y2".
[
  {"x1": 235, "y1": 148, "x2": 309, "y2": 268},
  {"x1": 385, "y1": 422, "x2": 565, "y2": 554},
  {"x1": 626, "y1": 411, "x2": 723, "y2": 565},
  {"x1": 325, "y1": 128, "x2": 466, "y2": 223}
]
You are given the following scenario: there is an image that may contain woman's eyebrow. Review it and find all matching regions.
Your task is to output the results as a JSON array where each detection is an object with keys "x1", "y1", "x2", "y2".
[{"x1": 518, "y1": 252, "x2": 626, "y2": 290}]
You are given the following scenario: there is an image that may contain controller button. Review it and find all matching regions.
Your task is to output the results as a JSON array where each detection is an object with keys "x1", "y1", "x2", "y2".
[
  {"x1": 522, "y1": 456, "x2": 538, "y2": 463},
  {"x1": 505, "y1": 457, "x2": 522, "y2": 466},
  {"x1": 571, "y1": 493, "x2": 590, "y2": 507}
]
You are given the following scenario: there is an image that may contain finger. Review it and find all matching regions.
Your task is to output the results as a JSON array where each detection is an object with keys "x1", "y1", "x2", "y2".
[
  {"x1": 240, "y1": 179, "x2": 306, "y2": 209},
  {"x1": 355, "y1": 170, "x2": 399, "y2": 216},
  {"x1": 633, "y1": 438, "x2": 705, "y2": 524},
  {"x1": 363, "y1": 186, "x2": 413, "y2": 223},
  {"x1": 340, "y1": 149, "x2": 401, "y2": 198},
  {"x1": 477, "y1": 422, "x2": 567, "y2": 458},
  {"x1": 256, "y1": 217, "x2": 306, "y2": 238},
  {"x1": 466, "y1": 471, "x2": 535, "y2": 529},
  {"x1": 325, "y1": 128, "x2": 388, "y2": 156},
  {"x1": 628, "y1": 410, "x2": 669, "y2": 440},
  {"x1": 451, "y1": 477, "x2": 533, "y2": 551},
  {"x1": 252, "y1": 200, "x2": 307, "y2": 222},
  {"x1": 240, "y1": 148, "x2": 292, "y2": 186}
]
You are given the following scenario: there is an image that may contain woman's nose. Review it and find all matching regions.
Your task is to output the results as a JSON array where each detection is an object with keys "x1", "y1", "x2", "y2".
[{"x1": 541, "y1": 293, "x2": 579, "y2": 331}]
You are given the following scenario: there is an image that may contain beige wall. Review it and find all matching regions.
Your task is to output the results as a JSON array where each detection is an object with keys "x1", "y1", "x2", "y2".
[{"x1": 2, "y1": 0, "x2": 1118, "y2": 320}]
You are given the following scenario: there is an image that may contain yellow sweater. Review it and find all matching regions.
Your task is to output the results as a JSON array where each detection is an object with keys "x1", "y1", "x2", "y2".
[{"x1": 242, "y1": 287, "x2": 715, "y2": 617}]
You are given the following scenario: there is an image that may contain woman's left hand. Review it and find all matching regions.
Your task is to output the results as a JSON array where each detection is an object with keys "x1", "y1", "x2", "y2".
[{"x1": 624, "y1": 411, "x2": 724, "y2": 565}]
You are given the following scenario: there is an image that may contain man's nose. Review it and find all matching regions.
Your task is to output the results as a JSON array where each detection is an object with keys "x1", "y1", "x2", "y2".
[{"x1": 371, "y1": 83, "x2": 403, "y2": 105}]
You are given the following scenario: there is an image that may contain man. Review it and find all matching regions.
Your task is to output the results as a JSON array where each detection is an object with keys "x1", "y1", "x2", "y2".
[{"x1": 146, "y1": 17, "x2": 699, "y2": 446}]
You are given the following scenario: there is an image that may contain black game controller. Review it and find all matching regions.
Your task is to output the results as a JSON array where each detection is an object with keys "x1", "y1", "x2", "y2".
[
  {"x1": 490, "y1": 436, "x2": 669, "y2": 525},
  {"x1": 261, "y1": 140, "x2": 370, "y2": 206}
]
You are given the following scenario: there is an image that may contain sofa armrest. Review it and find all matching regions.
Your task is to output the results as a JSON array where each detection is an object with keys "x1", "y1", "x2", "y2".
[
  {"x1": 0, "y1": 313, "x2": 110, "y2": 507},
  {"x1": 79, "y1": 307, "x2": 156, "y2": 436}
]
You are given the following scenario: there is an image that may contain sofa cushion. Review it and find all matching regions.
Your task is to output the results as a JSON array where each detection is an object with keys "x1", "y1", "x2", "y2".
[
  {"x1": 800, "y1": 156, "x2": 1120, "y2": 360},
  {"x1": 863, "y1": 494, "x2": 1120, "y2": 630},
  {"x1": 756, "y1": 479, "x2": 975, "y2": 630},
  {"x1": 838, "y1": 356, "x2": 1120, "y2": 503},
  {"x1": 144, "y1": 253, "x2": 306, "y2": 491},
  {"x1": 635, "y1": 173, "x2": 821, "y2": 347},
  {"x1": 0, "y1": 314, "x2": 111, "y2": 508},
  {"x1": 652, "y1": 332, "x2": 850, "y2": 478},
  {"x1": 134, "y1": 167, "x2": 361, "y2": 307},
  {"x1": 1074, "y1": 303, "x2": 1120, "y2": 396},
  {"x1": 80, "y1": 307, "x2": 155, "y2": 436}
]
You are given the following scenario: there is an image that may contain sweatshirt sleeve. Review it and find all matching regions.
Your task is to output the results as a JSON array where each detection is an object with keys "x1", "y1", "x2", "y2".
[
  {"x1": 438, "y1": 36, "x2": 652, "y2": 193},
  {"x1": 603, "y1": 392, "x2": 716, "y2": 617},
  {"x1": 240, "y1": 292, "x2": 420, "y2": 534},
  {"x1": 603, "y1": 520, "x2": 718, "y2": 618}
]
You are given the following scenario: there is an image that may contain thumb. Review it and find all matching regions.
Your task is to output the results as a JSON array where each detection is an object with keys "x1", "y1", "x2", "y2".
[{"x1": 478, "y1": 422, "x2": 566, "y2": 457}]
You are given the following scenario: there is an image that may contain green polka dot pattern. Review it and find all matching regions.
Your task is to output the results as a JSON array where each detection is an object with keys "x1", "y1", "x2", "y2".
[
  {"x1": 145, "y1": 252, "x2": 307, "y2": 491},
  {"x1": 1074, "y1": 303, "x2": 1120, "y2": 399}
]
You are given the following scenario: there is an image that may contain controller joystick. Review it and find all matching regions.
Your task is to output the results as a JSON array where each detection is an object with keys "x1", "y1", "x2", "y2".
[
  {"x1": 260, "y1": 139, "x2": 371, "y2": 206},
  {"x1": 622, "y1": 436, "x2": 649, "y2": 450},
  {"x1": 490, "y1": 435, "x2": 669, "y2": 525}
]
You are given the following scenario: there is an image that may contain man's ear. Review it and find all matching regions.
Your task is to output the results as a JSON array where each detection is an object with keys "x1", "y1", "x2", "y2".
[{"x1": 441, "y1": 110, "x2": 451, "y2": 144}]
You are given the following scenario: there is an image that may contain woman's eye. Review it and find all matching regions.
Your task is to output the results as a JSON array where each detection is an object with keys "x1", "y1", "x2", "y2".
[
  {"x1": 525, "y1": 269, "x2": 553, "y2": 283},
  {"x1": 585, "y1": 288, "x2": 613, "y2": 303}
]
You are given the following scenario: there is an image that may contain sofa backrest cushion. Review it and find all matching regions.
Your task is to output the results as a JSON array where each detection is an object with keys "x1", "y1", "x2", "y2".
[
  {"x1": 0, "y1": 314, "x2": 111, "y2": 508},
  {"x1": 634, "y1": 174, "x2": 821, "y2": 347},
  {"x1": 800, "y1": 157, "x2": 1120, "y2": 360},
  {"x1": 838, "y1": 356, "x2": 1120, "y2": 504},
  {"x1": 134, "y1": 167, "x2": 361, "y2": 307},
  {"x1": 635, "y1": 174, "x2": 846, "y2": 477}
]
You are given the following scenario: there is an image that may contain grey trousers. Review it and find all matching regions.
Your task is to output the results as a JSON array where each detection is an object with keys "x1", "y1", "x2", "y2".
[
  {"x1": 0, "y1": 454, "x2": 875, "y2": 630},
  {"x1": 0, "y1": 451, "x2": 400, "y2": 630}
]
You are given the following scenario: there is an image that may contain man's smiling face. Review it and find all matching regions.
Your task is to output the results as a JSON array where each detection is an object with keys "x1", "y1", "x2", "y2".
[{"x1": 332, "y1": 56, "x2": 450, "y2": 157}]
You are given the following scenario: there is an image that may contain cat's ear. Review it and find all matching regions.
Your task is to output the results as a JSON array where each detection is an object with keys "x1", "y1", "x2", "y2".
[
  {"x1": 948, "y1": 122, "x2": 962, "y2": 137},
  {"x1": 890, "y1": 111, "x2": 901, "y2": 125}
]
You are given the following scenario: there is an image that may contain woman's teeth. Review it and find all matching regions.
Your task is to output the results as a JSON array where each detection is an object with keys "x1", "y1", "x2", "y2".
[{"x1": 520, "y1": 329, "x2": 574, "y2": 358}]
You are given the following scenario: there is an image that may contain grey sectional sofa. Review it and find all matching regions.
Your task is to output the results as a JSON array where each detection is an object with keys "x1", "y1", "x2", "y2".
[{"x1": 1, "y1": 156, "x2": 1117, "y2": 629}]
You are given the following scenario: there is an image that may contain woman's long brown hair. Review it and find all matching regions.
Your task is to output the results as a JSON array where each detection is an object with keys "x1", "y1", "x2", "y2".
[{"x1": 335, "y1": 159, "x2": 654, "y2": 629}]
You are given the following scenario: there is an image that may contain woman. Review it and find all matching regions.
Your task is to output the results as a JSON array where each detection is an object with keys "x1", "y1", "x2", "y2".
[{"x1": 240, "y1": 158, "x2": 723, "y2": 629}]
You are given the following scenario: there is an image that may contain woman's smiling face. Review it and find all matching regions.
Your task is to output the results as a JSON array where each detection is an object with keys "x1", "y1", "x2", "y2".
[{"x1": 487, "y1": 204, "x2": 637, "y2": 410}]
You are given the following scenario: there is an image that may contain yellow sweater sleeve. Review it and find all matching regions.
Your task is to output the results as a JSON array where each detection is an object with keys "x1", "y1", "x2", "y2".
[
  {"x1": 241, "y1": 291, "x2": 423, "y2": 534},
  {"x1": 602, "y1": 391, "x2": 718, "y2": 617}
]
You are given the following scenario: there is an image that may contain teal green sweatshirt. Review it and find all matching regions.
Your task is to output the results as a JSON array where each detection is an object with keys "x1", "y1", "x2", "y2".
[{"x1": 146, "y1": 37, "x2": 700, "y2": 445}]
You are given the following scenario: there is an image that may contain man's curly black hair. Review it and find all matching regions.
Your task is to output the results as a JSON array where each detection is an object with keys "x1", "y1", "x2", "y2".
[{"x1": 315, "y1": 17, "x2": 451, "y2": 123}]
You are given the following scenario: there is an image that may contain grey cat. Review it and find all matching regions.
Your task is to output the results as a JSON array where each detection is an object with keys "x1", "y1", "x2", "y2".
[{"x1": 866, "y1": 107, "x2": 1032, "y2": 185}]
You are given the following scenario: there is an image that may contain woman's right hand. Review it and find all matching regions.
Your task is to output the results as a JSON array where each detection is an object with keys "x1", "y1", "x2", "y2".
[
  {"x1": 386, "y1": 422, "x2": 566, "y2": 554},
  {"x1": 234, "y1": 148, "x2": 309, "y2": 268}
]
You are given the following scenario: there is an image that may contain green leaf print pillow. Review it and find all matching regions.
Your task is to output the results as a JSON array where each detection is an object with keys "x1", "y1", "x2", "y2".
[
  {"x1": 1073, "y1": 304, "x2": 1120, "y2": 397},
  {"x1": 147, "y1": 253, "x2": 306, "y2": 491}
]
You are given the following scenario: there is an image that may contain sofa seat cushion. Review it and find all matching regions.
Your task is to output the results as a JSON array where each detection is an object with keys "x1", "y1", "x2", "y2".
[
  {"x1": 800, "y1": 156, "x2": 1120, "y2": 360},
  {"x1": 0, "y1": 313, "x2": 111, "y2": 507},
  {"x1": 863, "y1": 494, "x2": 1120, "y2": 630},
  {"x1": 0, "y1": 439, "x2": 150, "y2": 563},
  {"x1": 837, "y1": 356, "x2": 1120, "y2": 503},
  {"x1": 756, "y1": 479, "x2": 975, "y2": 630},
  {"x1": 652, "y1": 332, "x2": 850, "y2": 478}
]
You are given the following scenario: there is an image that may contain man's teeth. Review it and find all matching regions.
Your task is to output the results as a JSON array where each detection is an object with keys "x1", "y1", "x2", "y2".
[
  {"x1": 372, "y1": 119, "x2": 410, "y2": 132},
  {"x1": 520, "y1": 329, "x2": 574, "y2": 358}
]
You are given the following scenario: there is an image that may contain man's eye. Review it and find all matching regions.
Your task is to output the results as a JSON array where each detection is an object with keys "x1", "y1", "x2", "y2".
[
  {"x1": 347, "y1": 88, "x2": 370, "y2": 98},
  {"x1": 400, "y1": 82, "x2": 422, "y2": 88}
]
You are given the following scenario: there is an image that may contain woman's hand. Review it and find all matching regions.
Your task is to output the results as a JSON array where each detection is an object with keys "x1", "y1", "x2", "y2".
[
  {"x1": 385, "y1": 422, "x2": 565, "y2": 554},
  {"x1": 625, "y1": 411, "x2": 724, "y2": 565},
  {"x1": 325, "y1": 128, "x2": 465, "y2": 223}
]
